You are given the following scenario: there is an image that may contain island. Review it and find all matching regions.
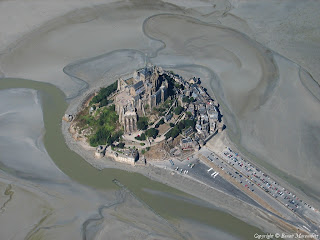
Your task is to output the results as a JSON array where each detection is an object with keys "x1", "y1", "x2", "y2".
[
  {"x1": 68, "y1": 64, "x2": 225, "y2": 165},
  {"x1": 64, "y1": 64, "x2": 320, "y2": 236}
]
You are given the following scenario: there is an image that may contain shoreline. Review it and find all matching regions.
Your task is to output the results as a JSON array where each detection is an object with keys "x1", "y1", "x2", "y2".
[
  {"x1": 1, "y1": 0, "x2": 318, "y2": 210},
  {"x1": 61, "y1": 84, "x2": 302, "y2": 234},
  {"x1": 0, "y1": 1, "x2": 319, "y2": 238}
]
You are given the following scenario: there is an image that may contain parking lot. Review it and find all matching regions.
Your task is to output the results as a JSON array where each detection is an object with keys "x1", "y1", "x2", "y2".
[
  {"x1": 220, "y1": 148, "x2": 315, "y2": 215},
  {"x1": 200, "y1": 147, "x2": 320, "y2": 234},
  {"x1": 200, "y1": 150, "x2": 299, "y2": 220},
  {"x1": 167, "y1": 156, "x2": 262, "y2": 208},
  {"x1": 160, "y1": 147, "x2": 320, "y2": 235}
]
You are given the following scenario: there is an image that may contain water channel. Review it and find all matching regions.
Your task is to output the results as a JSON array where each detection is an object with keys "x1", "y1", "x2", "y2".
[{"x1": 0, "y1": 78, "x2": 263, "y2": 239}]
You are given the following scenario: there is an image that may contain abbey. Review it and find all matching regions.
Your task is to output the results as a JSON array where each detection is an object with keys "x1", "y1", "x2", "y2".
[{"x1": 114, "y1": 64, "x2": 168, "y2": 133}]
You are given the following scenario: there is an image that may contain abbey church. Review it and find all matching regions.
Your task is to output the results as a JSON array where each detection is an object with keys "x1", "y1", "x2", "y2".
[{"x1": 114, "y1": 65, "x2": 168, "y2": 133}]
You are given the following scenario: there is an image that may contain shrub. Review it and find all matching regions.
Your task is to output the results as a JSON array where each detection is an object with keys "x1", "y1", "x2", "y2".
[
  {"x1": 90, "y1": 81, "x2": 117, "y2": 105},
  {"x1": 158, "y1": 118, "x2": 165, "y2": 125},
  {"x1": 118, "y1": 142, "x2": 125, "y2": 148},
  {"x1": 182, "y1": 96, "x2": 189, "y2": 103},
  {"x1": 99, "y1": 98, "x2": 109, "y2": 107},
  {"x1": 137, "y1": 117, "x2": 148, "y2": 130},
  {"x1": 174, "y1": 106, "x2": 183, "y2": 115},
  {"x1": 182, "y1": 119, "x2": 196, "y2": 129},
  {"x1": 135, "y1": 133, "x2": 146, "y2": 141},
  {"x1": 178, "y1": 121, "x2": 185, "y2": 130},
  {"x1": 170, "y1": 126, "x2": 180, "y2": 139},
  {"x1": 145, "y1": 128, "x2": 159, "y2": 139}
]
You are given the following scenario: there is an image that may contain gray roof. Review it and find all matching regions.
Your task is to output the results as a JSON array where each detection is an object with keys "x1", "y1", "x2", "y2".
[
  {"x1": 165, "y1": 113, "x2": 173, "y2": 120},
  {"x1": 199, "y1": 108, "x2": 206, "y2": 115},
  {"x1": 181, "y1": 137, "x2": 192, "y2": 144},
  {"x1": 133, "y1": 81, "x2": 144, "y2": 90},
  {"x1": 183, "y1": 126, "x2": 194, "y2": 136},
  {"x1": 133, "y1": 94, "x2": 140, "y2": 101},
  {"x1": 153, "y1": 89, "x2": 161, "y2": 97}
]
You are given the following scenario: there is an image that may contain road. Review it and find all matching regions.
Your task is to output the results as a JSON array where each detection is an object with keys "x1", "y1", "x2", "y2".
[
  {"x1": 170, "y1": 157, "x2": 261, "y2": 208},
  {"x1": 151, "y1": 147, "x2": 320, "y2": 236},
  {"x1": 200, "y1": 147, "x2": 320, "y2": 236}
]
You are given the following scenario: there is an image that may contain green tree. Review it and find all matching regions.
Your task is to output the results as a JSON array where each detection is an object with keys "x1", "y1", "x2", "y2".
[
  {"x1": 99, "y1": 98, "x2": 109, "y2": 107},
  {"x1": 182, "y1": 96, "x2": 190, "y2": 103},
  {"x1": 118, "y1": 142, "x2": 125, "y2": 148},
  {"x1": 174, "y1": 83, "x2": 184, "y2": 90},
  {"x1": 178, "y1": 121, "x2": 185, "y2": 130},
  {"x1": 183, "y1": 119, "x2": 196, "y2": 129},
  {"x1": 89, "y1": 128, "x2": 111, "y2": 147},
  {"x1": 158, "y1": 118, "x2": 165, "y2": 125},
  {"x1": 165, "y1": 130, "x2": 172, "y2": 139},
  {"x1": 135, "y1": 133, "x2": 146, "y2": 141},
  {"x1": 90, "y1": 81, "x2": 117, "y2": 105},
  {"x1": 137, "y1": 117, "x2": 148, "y2": 130},
  {"x1": 145, "y1": 128, "x2": 159, "y2": 139},
  {"x1": 170, "y1": 126, "x2": 180, "y2": 138},
  {"x1": 174, "y1": 106, "x2": 183, "y2": 115}
]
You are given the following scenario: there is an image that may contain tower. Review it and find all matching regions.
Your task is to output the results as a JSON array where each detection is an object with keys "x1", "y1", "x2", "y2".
[{"x1": 161, "y1": 86, "x2": 165, "y2": 103}]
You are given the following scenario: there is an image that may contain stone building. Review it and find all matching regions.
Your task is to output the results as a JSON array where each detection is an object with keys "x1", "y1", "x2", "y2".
[
  {"x1": 95, "y1": 145, "x2": 105, "y2": 158},
  {"x1": 180, "y1": 137, "x2": 196, "y2": 150},
  {"x1": 113, "y1": 149, "x2": 139, "y2": 165},
  {"x1": 115, "y1": 65, "x2": 168, "y2": 133}
]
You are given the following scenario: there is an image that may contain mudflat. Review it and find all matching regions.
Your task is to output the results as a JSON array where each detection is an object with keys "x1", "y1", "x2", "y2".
[{"x1": 0, "y1": 0, "x2": 320, "y2": 239}]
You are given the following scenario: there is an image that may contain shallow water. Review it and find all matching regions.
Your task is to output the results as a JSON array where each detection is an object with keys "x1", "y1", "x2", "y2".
[
  {"x1": 0, "y1": 0, "x2": 319, "y2": 237},
  {"x1": 1, "y1": 0, "x2": 319, "y2": 203},
  {"x1": 0, "y1": 78, "x2": 262, "y2": 239},
  {"x1": 142, "y1": 13, "x2": 320, "y2": 204}
]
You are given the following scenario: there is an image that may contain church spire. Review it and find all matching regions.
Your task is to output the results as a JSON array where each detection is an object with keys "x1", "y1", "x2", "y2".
[{"x1": 144, "y1": 53, "x2": 147, "y2": 72}]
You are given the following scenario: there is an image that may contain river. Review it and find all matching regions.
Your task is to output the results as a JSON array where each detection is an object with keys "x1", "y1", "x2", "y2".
[{"x1": 0, "y1": 78, "x2": 263, "y2": 239}]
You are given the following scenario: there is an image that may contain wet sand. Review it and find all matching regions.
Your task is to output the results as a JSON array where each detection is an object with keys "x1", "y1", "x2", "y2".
[
  {"x1": 142, "y1": 13, "x2": 320, "y2": 206},
  {"x1": 2, "y1": 86, "x2": 257, "y2": 239},
  {"x1": 0, "y1": 0, "x2": 320, "y2": 239},
  {"x1": 0, "y1": 81, "x2": 270, "y2": 239}
]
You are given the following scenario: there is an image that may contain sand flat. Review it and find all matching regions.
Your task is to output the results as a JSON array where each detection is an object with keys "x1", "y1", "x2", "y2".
[
  {"x1": 0, "y1": 87, "x2": 197, "y2": 239},
  {"x1": 0, "y1": 0, "x2": 319, "y2": 237}
]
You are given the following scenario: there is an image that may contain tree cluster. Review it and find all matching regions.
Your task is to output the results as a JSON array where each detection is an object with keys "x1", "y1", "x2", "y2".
[
  {"x1": 155, "y1": 118, "x2": 165, "y2": 128},
  {"x1": 165, "y1": 119, "x2": 196, "y2": 140},
  {"x1": 137, "y1": 116, "x2": 149, "y2": 130},
  {"x1": 82, "y1": 105, "x2": 122, "y2": 147},
  {"x1": 135, "y1": 133, "x2": 146, "y2": 141},
  {"x1": 145, "y1": 128, "x2": 159, "y2": 139},
  {"x1": 182, "y1": 96, "x2": 195, "y2": 103},
  {"x1": 90, "y1": 81, "x2": 117, "y2": 106},
  {"x1": 89, "y1": 128, "x2": 122, "y2": 147},
  {"x1": 174, "y1": 106, "x2": 184, "y2": 115}
]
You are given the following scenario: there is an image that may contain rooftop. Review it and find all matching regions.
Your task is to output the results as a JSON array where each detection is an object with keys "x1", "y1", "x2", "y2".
[
  {"x1": 133, "y1": 80, "x2": 144, "y2": 90},
  {"x1": 115, "y1": 91, "x2": 133, "y2": 105}
]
